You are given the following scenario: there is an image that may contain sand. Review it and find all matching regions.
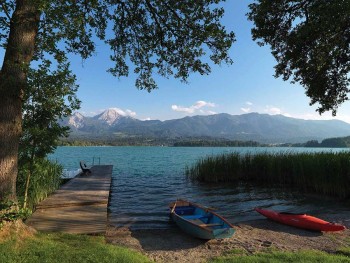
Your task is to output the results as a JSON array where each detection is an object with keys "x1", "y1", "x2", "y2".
[
  {"x1": 2, "y1": 212, "x2": 349, "y2": 262},
  {"x1": 106, "y1": 216, "x2": 350, "y2": 263}
]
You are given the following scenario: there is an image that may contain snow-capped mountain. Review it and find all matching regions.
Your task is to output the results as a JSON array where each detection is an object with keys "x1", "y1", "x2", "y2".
[
  {"x1": 61, "y1": 108, "x2": 137, "y2": 131},
  {"x1": 61, "y1": 110, "x2": 350, "y2": 143},
  {"x1": 93, "y1": 108, "x2": 134, "y2": 125},
  {"x1": 67, "y1": 112, "x2": 85, "y2": 129}
]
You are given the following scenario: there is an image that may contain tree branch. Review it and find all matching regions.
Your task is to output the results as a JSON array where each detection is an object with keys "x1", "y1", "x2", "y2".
[
  {"x1": 163, "y1": 2, "x2": 214, "y2": 48},
  {"x1": 1, "y1": 2, "x2": 12, "y2": 23},
  {"x1": 144, "y1": 0, "x2": 165, "y2": 46}
]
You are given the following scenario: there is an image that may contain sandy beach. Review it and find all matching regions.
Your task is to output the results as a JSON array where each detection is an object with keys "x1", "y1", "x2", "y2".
[
  {"x1": 106, "y1": 216, "x2": 350, "y2": 263},
  {"x1": 1, "y1": 213, "x2": 349, "y2": 263}
]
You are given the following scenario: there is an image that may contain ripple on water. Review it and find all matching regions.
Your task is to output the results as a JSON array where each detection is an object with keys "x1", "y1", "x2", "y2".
[{"x1": 50, "y1": 146, "x2": 350, "y2": 229}]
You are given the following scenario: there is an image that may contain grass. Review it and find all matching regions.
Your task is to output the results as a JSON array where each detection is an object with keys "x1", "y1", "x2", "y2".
[
  {"x1": 0, "y1": 223, "x2": 349, "y2": 263},
  {"x1": 338, "y1": 239, "x2": 350, "y2": 257},
  {"x1": 186, "y1": 151, "x2": 350, "y2": 198},
  {"x1": 0, "y1": 232, "x2": 150, "y2": 263},
  {"x1": 211, "y1": 250, "x2": 350, "y2": 263}
]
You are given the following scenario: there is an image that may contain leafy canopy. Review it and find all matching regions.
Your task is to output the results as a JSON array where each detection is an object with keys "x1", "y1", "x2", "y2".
[
  {"x1": 1, "y1": 0, "x2": 235, "y2": 91},
  {"x1": 19, "y1": 59, "x2": 80, "y2": 162},
  {"x1": 18, "y1": 59, "x2": 80, "y2": 209},
  {"x1": 0, "y1": 0, "x2": 235, "y2": 201},
  {"x1": 248, "y1": 0, "x2": 350, "y2": 115}
]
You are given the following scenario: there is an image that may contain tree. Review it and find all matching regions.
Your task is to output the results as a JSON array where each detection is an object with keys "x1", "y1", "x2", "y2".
[
  {"x1": 304, "y1": 140, "x2": 320, "y2": 148},
  {"x1": 19, "y1": 60, "x2": 80, "y2": 207},
  {"x1": 320, "y1": 137, "x2": 347, "y2": 148},
  {"x1": 0, "y1": 1, "x2": 235, "y2": 200},
  {"x1": 248, "y1": 0, "x2": 350, "y2": 115}
]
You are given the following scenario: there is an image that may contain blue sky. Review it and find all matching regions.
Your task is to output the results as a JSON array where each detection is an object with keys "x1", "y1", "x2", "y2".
[{"x1": 2, "y1": 1, "x2": 350, "y2": 123}]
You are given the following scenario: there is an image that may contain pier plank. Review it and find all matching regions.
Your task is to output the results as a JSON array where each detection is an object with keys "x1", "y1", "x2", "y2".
[{"x1": 26, "y1": 165, "x2": 112, "y2": 234}]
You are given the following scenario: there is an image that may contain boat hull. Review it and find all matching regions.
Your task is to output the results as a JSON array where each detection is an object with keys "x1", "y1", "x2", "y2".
[
  {"x1": 170, "y1": 199, "x2": 235, "y2": 240},
  {"x1": 255, "y1": 208, "x2": 346, "y2": 232}
]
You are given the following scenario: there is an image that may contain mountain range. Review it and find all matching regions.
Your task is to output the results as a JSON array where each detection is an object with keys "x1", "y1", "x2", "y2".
[{"x1": 60, "y1": 108, "x2": 350, "y2": 144}]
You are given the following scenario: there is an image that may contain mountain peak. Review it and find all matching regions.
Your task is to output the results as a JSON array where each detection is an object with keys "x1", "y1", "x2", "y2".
[
  {"x1": 72, "y1": 112, "x2": 84, "y2": 118},
  {"x1": 95, "y1": 108, "x2": 130, "y2": 125},
  {"x1": 68, "y1": 112, "x2": 85, "y2": 128},
  {"x1": 61, "y1": 111, "x2": 350, "y2": 144}
]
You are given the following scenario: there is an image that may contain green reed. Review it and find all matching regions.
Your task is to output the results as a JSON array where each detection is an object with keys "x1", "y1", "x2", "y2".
[
  {"x1": 186, "y1": 151, "x2": 350, "y2": 198},
  {"x1": 17, "y1": 158, "x2": 63, "y2": 209}
]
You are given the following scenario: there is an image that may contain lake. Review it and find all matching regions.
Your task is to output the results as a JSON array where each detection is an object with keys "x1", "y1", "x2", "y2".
[{"x1": 50, "y1": 146, "x2": 350, "y2": 229}]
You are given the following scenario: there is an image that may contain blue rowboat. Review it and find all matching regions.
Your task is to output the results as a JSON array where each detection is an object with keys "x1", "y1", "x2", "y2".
[{"x1": 169, "y1": 199, "x2": 235, "y2": 240}]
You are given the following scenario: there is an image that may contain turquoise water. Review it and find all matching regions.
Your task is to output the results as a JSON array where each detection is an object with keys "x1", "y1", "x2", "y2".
[{"x1": 50, "y1": 146, "x2": 350, "y2": 229}]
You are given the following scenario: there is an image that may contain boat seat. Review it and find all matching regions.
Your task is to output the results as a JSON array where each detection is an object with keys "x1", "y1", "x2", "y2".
[
  {"x1": 182, "y1": 214, "x2": 209, "y2": 220},
  {"x1": 199, "y1": 223, "x2": 223, "y2": 227}
]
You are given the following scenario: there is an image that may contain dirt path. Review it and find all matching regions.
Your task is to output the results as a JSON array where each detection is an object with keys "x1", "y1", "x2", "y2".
[{"x1": 106, "y1": 218, "x2": 350, "y2": 263}]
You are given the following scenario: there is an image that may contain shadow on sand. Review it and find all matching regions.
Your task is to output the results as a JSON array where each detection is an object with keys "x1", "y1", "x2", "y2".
[
  {"x1": 239, "y1": 219, "x2": 322, "y2": 237},
  {"x1": 106, "y1": 225, "x2": 209, "y2": 252},
  {"x1": 131, "y1": 228, "x2": 207, "y2": 251}
]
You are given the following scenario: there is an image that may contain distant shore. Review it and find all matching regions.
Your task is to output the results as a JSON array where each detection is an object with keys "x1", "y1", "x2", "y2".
[{"x1": 59, "y1": 138, "x2": 350, "y2": 148}]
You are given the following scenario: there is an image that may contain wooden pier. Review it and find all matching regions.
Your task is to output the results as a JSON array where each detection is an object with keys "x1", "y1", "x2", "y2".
[{"x1": 26, "y1": 165, "x2": 112, "y2": 234}]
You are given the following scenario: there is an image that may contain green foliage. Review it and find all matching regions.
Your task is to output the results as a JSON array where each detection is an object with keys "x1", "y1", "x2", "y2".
[
  {"x1": 0, "y1": 0, "x2": 235, "y2": 200},
  {"x1": 0, "y1": 233, "x2": 150, "y2": 263},
  {"x1": 1, "y1": 0, "x2": 235, "y2": 91},
  {"x1": 174, "y1": 140, "x2": 260, "y2": 147},
  {"x1": 304, "y1": 140, "x2": 321, "y2": 147},
  {"x1": 0, "y1": 201, "x2": 30, "y2": 226},
  {"x1": 17, "y1": 159, "x2": 63, "y2": 210},
  {"x1": 320, "y1": 138, "x2": 348, "y2": 148},
  {"x1": 20, "y1": 59, "x2": 80, "y2": 161},
  {"x1": 338, "y1": 246, "x2": 350, "y2": 258},
  {"x1": 60, "y1": 136, "x2": 263, "y2": 147},
  {"x1": 212, "y1": 250, "x2": 350, "y2": 263},
  {"x1": 60, "y1": 135, "x2": 177, "y2": 146},
  {"x1": 303, "y1": 137, "x2": 348, "y2": 148},
  {"x1": 18, "y1": 58, "x2": 80, "y2": 208},
  {"x1": 186, "y1": 152, "x2": 350, "y2": 198},
  {"x1": 248, "y1": 1, "x2": 350, "y2": 115}
]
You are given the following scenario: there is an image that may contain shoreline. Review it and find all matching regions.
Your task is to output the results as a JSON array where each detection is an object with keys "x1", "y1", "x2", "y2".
[
  {"x1": 1, "y1": 213, "x2": 348, "y2": 262},
  {"x1": 106, "y1": 217, "x2": 350, "y2": 263}
]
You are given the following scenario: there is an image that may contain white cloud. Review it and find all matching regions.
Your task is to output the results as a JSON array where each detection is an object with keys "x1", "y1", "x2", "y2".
[
  {"x1": 171, "y1": 104, "x2": 194, "y2": 113},
  {"x1": 171, "y1": 100, "x2": 216, "y2": 115},
  {"x1": 108, "y1": 107, "x2": 136, "y2": 117},
  {"x1": 241, "y1": 101, "x2": 254, "y2": 113},
  {"x1": 262, "y1": 105, "x2": 337, "y2": 122},
  {"x1": 259, "y1": 107, "x2": 343, "y2": 122},
  {"x1": 125, "y1": 109, "x2": 137, "y2": 117},
  {"x1": 275, "y1": 111, "x2": 350, "y2": 124},
  {"x1": 292, "y1": 112, "x2": 335, "y2": 122},
  {"x1": 333, "y1": 114, "x2": 350, "y2": 124},
  {"x1": 193, "y1": 100, "x2": 215, "y2": 109},
  {"x1": 265, "y1": 105, "x2": 282, "y2": 115},
  {"x1": 283, "y1": 113, "x2": 292, "y2": 118}
]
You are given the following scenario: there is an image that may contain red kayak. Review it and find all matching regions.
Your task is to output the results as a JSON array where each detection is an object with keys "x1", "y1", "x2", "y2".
[{"x1": 255, "y1": 208, "x2": 346, "y2": 232}]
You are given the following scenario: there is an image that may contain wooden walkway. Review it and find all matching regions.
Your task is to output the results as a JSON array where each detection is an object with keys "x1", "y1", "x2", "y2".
[{"x1": 26, "y1": 165, "x2": 112, "y2": 234}]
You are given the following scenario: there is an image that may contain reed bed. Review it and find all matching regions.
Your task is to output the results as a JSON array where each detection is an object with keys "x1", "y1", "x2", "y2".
[
  {"x1": 17, "y1": 159, "x2": 62, "y2": 209},
  {"x1": 186, "y1": 151, "x2": 350, "y2": 198}
]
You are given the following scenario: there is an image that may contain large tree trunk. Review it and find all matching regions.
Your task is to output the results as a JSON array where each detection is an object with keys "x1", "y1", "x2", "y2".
[{"x1": 0, "y1": 1, "x2": 40, "y2": 201}]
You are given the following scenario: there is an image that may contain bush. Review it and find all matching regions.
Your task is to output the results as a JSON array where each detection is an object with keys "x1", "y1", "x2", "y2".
[
  {"x1": 17, "y1": 158, "x2": 63, "y2": 210},
  {"x1": 0, "y1": 201, "x2": 30, "y2": 227}
]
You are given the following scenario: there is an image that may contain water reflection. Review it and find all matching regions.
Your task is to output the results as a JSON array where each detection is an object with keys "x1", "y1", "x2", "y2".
[
  {"x1": 50, "y1": 146, "x2": 350, "y2": 230},
  {"x1": 109, "y1": 177, "x2": 350, "y2": 229}
]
